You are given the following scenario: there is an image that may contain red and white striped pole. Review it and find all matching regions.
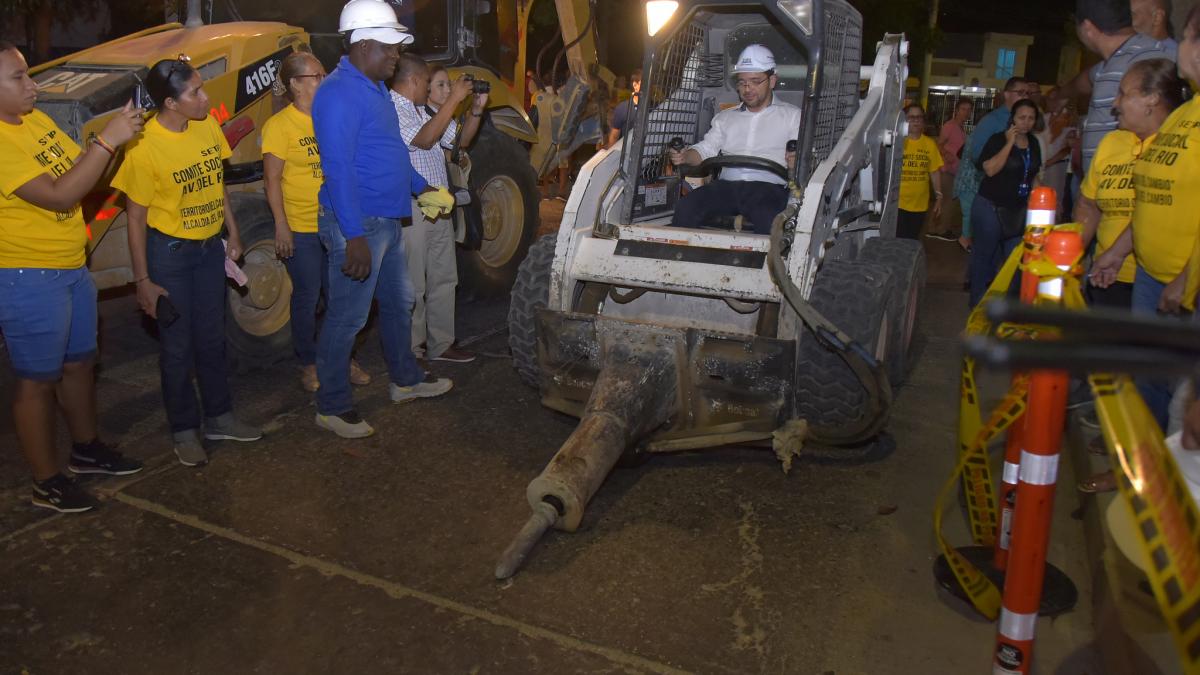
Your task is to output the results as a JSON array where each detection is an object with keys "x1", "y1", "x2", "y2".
[
  {"x1": 994, "y1": 187, "x2": 1058, "y2": 571},
  {"x1": 993, "y1": 229, "x2": 1082, "y2": 674}
]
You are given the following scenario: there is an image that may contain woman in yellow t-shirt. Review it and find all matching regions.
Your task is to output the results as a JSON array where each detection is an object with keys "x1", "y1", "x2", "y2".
[
  {"x1": 1082, "y1": 59, "x2": 1184, "y2": 310},
  {"x1": 111, "y1": 57, "x2": 262, "y2": 466},
  {"x1": 0, "y1": 41, "x2": 145, "y2": 512},
  {"x1": 896, "y1": 104, "x2": 944, "y2": 239},
  {"x1": 263, "y1": 52, "x2": 370, "y2": 393}
]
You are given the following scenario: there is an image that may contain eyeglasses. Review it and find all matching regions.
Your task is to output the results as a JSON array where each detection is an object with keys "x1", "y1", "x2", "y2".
[
  {"x1": 735, "y1": 76, "x2": 769, "y2": 89},
  {"x1": 905, "y1": 114, "x2": 925, "y2": 121},
  {"x1": 293, "y1": 73, "x2": 325, "y2": 82}
]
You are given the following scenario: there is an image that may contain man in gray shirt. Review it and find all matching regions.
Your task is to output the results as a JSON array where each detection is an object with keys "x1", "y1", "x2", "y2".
[{"x1": 1065, "y1": 0, "x2": 1177, "y2": 173}]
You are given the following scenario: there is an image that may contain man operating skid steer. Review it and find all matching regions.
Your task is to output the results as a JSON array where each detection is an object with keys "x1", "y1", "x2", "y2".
[{"x1": 667, "y1": 44, "x2": 800, "y2": 234}]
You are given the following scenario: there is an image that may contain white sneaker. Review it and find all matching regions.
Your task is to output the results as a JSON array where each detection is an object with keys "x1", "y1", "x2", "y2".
[
  {"x1": 315, "y1": 411, "x2": 375, "y2": 439},
  {"x1": 389, "y1": 375, "x2": 453, "y2": 403}
]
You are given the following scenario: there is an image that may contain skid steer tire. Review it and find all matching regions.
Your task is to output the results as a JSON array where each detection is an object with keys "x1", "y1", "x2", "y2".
[
  {"x1": 508, "y1": 234, "x2": 556, "y2": 388},
  {"x1": 458, "y1": 127, "x2": 541, "y2": 298},
  {"x1": 224, "y1": 196, "x2": 293, "y2": 374},
  {"x1": 794, "y1": 259, "x2": 896, "y2": 436},
  {"x1": 859, "y1": 237, "x2": 926, "y2": 384}
]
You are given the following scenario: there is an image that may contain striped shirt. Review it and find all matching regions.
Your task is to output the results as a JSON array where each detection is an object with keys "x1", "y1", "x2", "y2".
[
  {"x1": 1082, "y1": 33, "x2": 1176, "y2": 174},
  {"x1": 392, "y1": 92, "x2": 457, "y2": 188}
]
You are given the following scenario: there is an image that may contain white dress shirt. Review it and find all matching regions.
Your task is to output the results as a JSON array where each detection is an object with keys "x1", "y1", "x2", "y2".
[{"x1": 689, "y1": 96, "x2": 802, "y2": 185}]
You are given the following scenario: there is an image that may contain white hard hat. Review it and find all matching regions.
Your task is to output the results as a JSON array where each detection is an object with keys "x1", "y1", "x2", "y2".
[
  {"x1": 732, "y1": 44, "x2": 776, "y2": 73},
  {"x1": 339, "y1": 0, "x2": 414, "y2": 45}
]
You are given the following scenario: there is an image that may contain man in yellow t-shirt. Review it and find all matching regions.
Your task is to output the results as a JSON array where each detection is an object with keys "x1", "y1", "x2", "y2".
[
  {"x1": 897, "y1": 104, "x2": 944, "y2": 240},
  {"x1": 0, "y1": 41, "x2": 144, "y2": 512},
  {"x1": 1078, "y1": 129, "x2": 1146, "y2": 308}
]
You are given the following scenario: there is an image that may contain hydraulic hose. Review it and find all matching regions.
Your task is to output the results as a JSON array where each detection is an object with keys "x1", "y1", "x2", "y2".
[{"x1": 766, "y1": 203, "x2": 893, "y2": 444}]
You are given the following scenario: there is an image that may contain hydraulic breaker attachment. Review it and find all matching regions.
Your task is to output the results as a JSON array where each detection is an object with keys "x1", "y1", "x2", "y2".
[{"x1": 495, "y1": 333, "x2": 679, "y2": 579}]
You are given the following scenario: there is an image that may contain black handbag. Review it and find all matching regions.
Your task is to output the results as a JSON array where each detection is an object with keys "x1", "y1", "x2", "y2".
[{"x1": 993, "y1": 205, "x2": 1027, "y2": 240}]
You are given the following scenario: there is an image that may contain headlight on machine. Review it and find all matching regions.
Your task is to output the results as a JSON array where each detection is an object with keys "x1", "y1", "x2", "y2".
[
  {"x1": 777, "y1": 0, "x2": 814, "y2": 35},
  {"x1": 646, "y1": 0, "x2": 678, "y2": 37}
]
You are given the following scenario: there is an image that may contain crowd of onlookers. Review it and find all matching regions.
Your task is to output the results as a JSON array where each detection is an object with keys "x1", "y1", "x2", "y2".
[
  {"x1": 4, "y1": 0, "x2": 1199, "y2": 515},
  {"x1": 0, "y1": 0, "x2": 482, "y2": 512},
  {"x1": 897, "y1": 0, "x2": 1200, "y2": 492}
]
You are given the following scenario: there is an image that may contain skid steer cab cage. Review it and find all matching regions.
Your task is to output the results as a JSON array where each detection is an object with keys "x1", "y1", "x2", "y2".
[{"x1": 618, "y1": 0, "x2": 862, "y2": 225}]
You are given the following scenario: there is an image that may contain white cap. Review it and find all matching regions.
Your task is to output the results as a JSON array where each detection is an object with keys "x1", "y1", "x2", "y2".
[
  {"x1": 732, "y1": 44, "x2": 776, "y2": 73},
  {"x1": 339, "y1": 0, "x2": 413, "y2": 44},
  {"x1": 350, "y1": 26, "x2": 414, "y2": 45}
]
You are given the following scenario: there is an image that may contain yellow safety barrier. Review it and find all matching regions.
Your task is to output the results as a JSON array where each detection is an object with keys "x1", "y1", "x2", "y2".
[
  {"x1": 1092, "y1": 375, "x2": 1200, "y2": 674},
  {"x1": 937, "y1": 217, "x2": 1200, "y2": 673}
]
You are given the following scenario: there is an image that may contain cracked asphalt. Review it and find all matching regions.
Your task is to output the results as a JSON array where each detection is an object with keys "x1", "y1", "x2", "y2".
[{"x1": 0, "y1": 230, "x2": 1106, "y2": 674}]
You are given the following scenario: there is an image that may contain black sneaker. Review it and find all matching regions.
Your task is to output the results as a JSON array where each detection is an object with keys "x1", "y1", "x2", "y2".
[
  {"x1": 31, "y1": 474, "x2": 98, "y2": 513},
  {"x1": 68, "y1": 439, "x2": 144, "y2": 476}
]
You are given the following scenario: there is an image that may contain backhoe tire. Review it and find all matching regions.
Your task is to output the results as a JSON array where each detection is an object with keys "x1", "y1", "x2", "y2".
[
  {"x1": 508, "y1": 234, "x2": 557, "y2": 388},
  {"x1": 224, "y1": 195, "x2": 293, "y2": 373},
  {"x1": 459, "y1": 127, "x2": 541, "y2": 298},
  {"x1": 794, "y1": 259, "x2": 896, "y2": 435},
  {"x1": 859, "y1": 237, "x2": 925, "y2": 384}
]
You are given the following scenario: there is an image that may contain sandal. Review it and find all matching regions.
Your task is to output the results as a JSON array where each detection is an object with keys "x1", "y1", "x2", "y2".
[{"x1": 1078, "y1": 470, "x2": 1117, "y2": 494}]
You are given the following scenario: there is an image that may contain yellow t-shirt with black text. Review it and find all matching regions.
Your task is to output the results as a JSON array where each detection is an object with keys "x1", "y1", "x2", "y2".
[
  {"x1": 0, "y1": 110, "x2": 86, "y2": 268},
  {"x1": 898, "y1": 134, "x2": 943, "y2": 213},
  {"x1": 1131, "y1": 96, "x2": 1200, "y2": 284},
  {"x1": 1081, "y1": 129, "x2": 1147, "y2": 285},
  {"x1": 112, "y1": 115, "x2": 231, "y2": 240},
  {"x1": 261, "y1": 104, "x2": 322, "y2": 234}
]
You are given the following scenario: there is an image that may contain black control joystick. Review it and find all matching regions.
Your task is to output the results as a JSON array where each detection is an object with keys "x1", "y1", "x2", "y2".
[
  {"x1": 786, "y1": 139, "x2": 797, "y2": 153},
  {"x1": 669, "y1": 137, "x2": 685, "y2": 151}
]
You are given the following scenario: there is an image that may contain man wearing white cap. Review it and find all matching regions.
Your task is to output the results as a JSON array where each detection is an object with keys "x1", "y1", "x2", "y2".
[
  {"x1": 311, "y1": 0, "x2": 454, "y2": 439},
  {"x1": 668, "y1": 44, "x2": 801, "y2": 233}
]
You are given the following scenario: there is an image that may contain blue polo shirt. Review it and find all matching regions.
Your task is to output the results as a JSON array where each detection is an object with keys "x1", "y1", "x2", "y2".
[
  {"x1": 968, "y1": 105, "x2": 1011, "y2": 167},
  {"x1": 313, "y1": 56, "x2": 427, "y2": 239}
]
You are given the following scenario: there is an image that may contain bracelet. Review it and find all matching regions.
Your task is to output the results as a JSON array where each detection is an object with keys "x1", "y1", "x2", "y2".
[
  {"x1": 133, "y1": 275, "x2": 149, "y2": 284},
  {"x1": 471, "y1": 111, "x2": 483, "y2": 117},
  {"x1": 92, "y1": 135, "x2": 115, "y2": 155}
]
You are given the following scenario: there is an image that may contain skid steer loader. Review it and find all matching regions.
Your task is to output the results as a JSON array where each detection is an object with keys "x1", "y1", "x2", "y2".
[{"x1": 498, "y1": 0, "x2": 922, "y2": 578}]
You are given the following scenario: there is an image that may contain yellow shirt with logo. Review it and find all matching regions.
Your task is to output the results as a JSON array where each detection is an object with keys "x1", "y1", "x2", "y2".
[
  {"x1": 261, "y1": 104, "x2": 322, "y2": 234},
  {"x1": 0, "y1": 110, "x2": 86, "y2": 268},
  {"x1": 112, "y1": 115, "x2": 231, "y2": 240},
  {"x1": 1131, "y1": 96, "x2": 1200, "y2": 284},
  {"x1": 898, "y1": 134, "x2": 943, "y2": 213},
  {"x1": 1081, "y1": 129, "x2": 1147, "y2": 285}
]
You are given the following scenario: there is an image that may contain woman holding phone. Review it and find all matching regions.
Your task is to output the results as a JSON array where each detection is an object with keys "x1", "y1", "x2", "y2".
[
  {"x1": 968, "y1": 98, "x2": 1043, "y2": 306},
  {"x1": 112, "y1": 56, "x2": 262, "y2": 467},
  {"x1": 0, "y1": 41, "x2": 144, "y2": 512}
]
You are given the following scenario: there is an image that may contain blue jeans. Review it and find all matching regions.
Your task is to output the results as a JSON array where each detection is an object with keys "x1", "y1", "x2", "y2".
[
  {"x1": 1131, "y1": 266, "x2": 1178, "y2": 431},
  {"x1": 0, "y1": 266, "x2": 96, "y2": 380},
  {"x1": 968, "y1": 194, "x2": 1022, "y2": 307},
  {"x1": 146, "y1": 229, "x2": 233, "y2": 433},
  {"x1": 316, "y1": 211, "x2": 424, "y2": 416},
  {"x1": 283, "y1": 231, "x2": 327, "y2": 366}
]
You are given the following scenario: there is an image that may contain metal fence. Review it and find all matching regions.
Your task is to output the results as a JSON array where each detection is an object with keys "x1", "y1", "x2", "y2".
[
  {"x1": 629, "y1": 20, "x2": 707, "y2": 221},
  {"x1": 810, "y1": 1, "x2": 862, "y2": 172}
]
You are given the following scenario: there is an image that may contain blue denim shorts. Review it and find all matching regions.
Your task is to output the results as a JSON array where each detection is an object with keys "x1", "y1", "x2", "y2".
[{"x1": 0, "y1": 266, "x2": 97, "y2": 380}]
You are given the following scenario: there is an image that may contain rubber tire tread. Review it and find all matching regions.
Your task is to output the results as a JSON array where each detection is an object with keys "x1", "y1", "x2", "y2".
[
  {"x1": 224, "y1": 196, "x2": 292, "y2": 374},
  {"x1": 794, "y1": 259, "x2": 896, "y2": 433},
  {"x1": 508, "y1": 234, "x2": 557, "y2": 388},
  {"x1": 859, "y1": 237, "x2": 926, "y2": 384},
  {"x1": 458, "y1": 127, "x2": 541, "y2": 298}
]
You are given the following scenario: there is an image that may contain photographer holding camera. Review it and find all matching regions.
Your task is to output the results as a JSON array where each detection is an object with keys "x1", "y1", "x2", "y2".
[{"x1": 389, "y1": 54, "x2": 486, "y2": 364}]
